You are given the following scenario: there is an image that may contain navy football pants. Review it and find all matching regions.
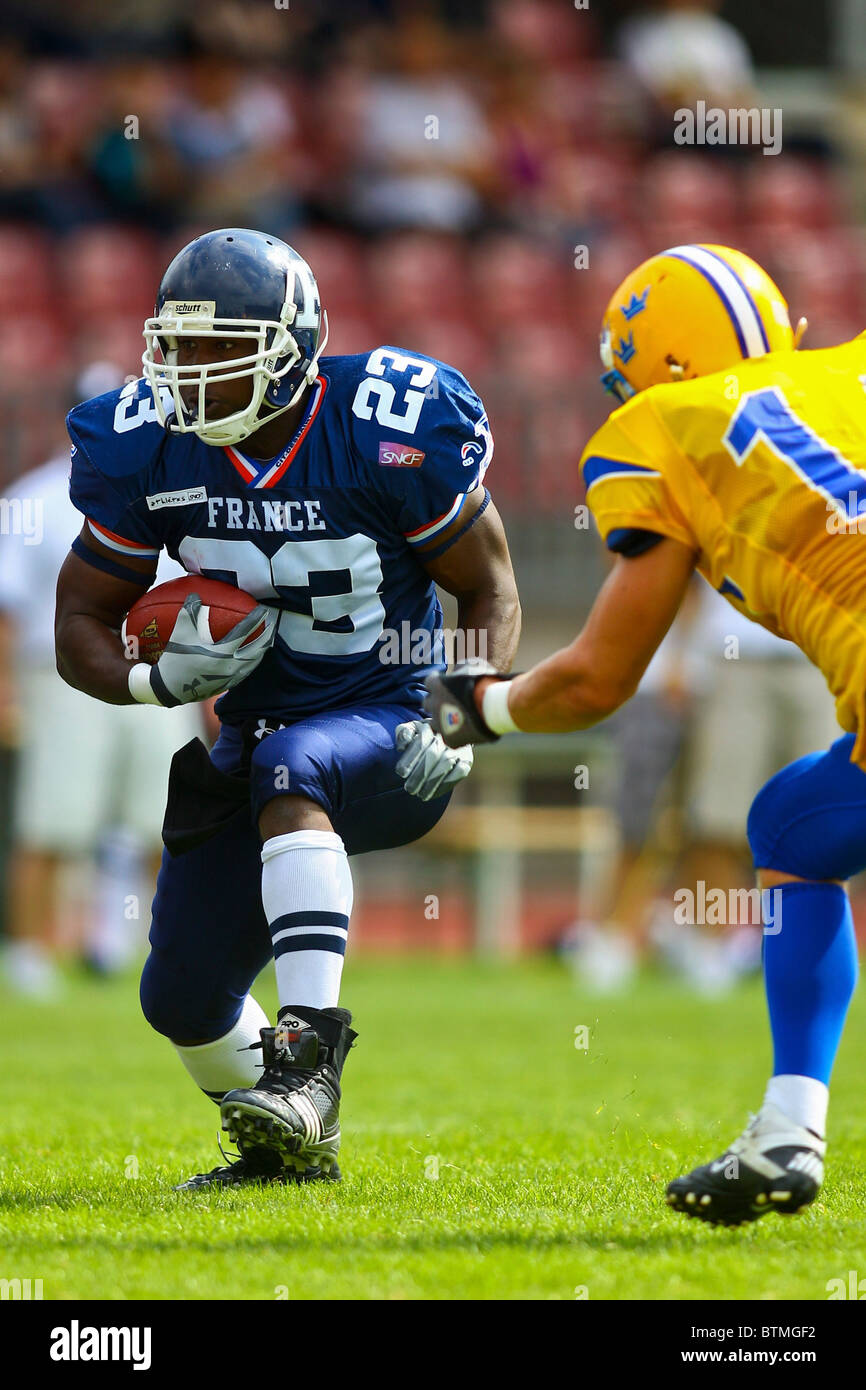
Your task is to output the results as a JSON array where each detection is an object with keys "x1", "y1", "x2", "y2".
[{"x1": 140, "y1": 703, "x2": 449, "y2": 1043}]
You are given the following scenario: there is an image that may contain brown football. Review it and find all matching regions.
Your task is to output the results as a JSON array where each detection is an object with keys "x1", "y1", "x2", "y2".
[{"x1": 124, "y1": 575, "x2": 262, "y2": 665}]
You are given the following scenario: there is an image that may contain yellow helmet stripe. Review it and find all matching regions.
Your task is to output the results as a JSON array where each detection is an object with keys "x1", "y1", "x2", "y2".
[{"x1": 662, "y1": 246, "x2": 771, "y2": 358}]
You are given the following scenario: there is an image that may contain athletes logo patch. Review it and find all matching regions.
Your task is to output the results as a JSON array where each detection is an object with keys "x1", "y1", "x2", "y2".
[
  {"x1": 146, "y1": 486, "x2": 207, "y2": 510},
  {"x1": 378, "y1": 441, "x2": 425, "y2": 468}
]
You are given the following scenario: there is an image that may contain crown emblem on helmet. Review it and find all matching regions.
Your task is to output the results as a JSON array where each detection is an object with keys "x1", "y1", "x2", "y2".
[
  {"x1": 620, "y1": 288, "x2": 650, "y2": 320},
  {"x1": 613, "y1": 331, "x2": 636, "y2": 365}
]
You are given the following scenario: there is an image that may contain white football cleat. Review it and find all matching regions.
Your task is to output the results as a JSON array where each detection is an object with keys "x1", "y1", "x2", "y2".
[{"x1": 666, "y1": 1103, "x2": 825, "y2": 1226}]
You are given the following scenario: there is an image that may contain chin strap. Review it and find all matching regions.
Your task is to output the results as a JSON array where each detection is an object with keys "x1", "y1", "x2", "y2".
[{"x1": 258, "y1": 308, "x2": 329, "y2": 426}]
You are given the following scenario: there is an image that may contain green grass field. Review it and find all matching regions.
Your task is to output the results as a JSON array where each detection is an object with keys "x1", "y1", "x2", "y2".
[{"x1": 1, "y1": 956, "x2": 864, "y2": 1301}]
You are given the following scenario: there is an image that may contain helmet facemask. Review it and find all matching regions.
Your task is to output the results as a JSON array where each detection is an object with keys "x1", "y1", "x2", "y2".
[{"x1": 142, "y1": 301, "x2": 328, "y2": 449}]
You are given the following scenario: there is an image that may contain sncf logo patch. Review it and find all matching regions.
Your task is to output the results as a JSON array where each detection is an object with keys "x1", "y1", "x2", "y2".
[{"x1": 379, "y1": 441, "x2": 425, "y2": 468}]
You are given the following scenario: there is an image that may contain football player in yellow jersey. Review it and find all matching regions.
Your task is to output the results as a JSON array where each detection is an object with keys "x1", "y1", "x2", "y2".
[{"x1": 425, "y1": 243, "x2": 862, "y2": 1227}]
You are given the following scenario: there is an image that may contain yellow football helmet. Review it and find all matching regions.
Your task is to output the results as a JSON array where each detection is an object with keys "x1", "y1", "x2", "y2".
[{"x1": 599, "y1": 244, "x2": 807, "y2": 404}]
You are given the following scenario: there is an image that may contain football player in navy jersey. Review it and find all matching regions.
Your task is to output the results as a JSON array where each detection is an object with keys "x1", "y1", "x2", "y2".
[{"x1": 55, "y1": 228, "x2": 521, "y2": 1188}]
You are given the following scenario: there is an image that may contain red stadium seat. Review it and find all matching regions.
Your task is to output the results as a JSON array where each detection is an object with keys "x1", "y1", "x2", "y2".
[
  {"x1": 0, "y1": 225, "x2": 57, "y2": 313},
  {"x1": 473, "y1": 235, "x2": 568, "y2": 333},
  {"x1": 289, "y1": 230, "x2": 367, "y2": 318},
  {"x1": 0, "y1": 312, "x2": 65, "y2": 382},
  {"x1": 493, "y1": 321, "x2": 590, "y2": 382},
  {"x1": 639, "y1": 153, "x2": 740, "y2": 245},
  {"x1": 324, "y1": 314, "x2": 379, "y2": 358},
  {"x1": 61, "y1": 227, "x2": 161, "y2": 318},
  {"x1": 373, "y1": 317, "x2": 488, "y2": 380},
  {"x1": 74, "y1": 316, "x2": 147, "y2": 379},
  {"x1": 743, "y1": 158, "x2": 843, "y2": 233},
  {"x1": 367, "y1": 234, "x2": 470, "y2": 322}
]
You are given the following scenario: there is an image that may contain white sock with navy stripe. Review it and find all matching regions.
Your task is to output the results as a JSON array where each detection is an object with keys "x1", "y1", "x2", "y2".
[
  {"x1": 261, "y1": 830, "x2": 352, "y2": 1011},
  {"x1": 173, "y1": 993, "x2": 270, "y2": 1102}
]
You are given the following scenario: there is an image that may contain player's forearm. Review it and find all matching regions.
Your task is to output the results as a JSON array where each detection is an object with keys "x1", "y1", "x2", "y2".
[
  {"x1": 456, "y1": 585, "x2": 521, "y2": 671},
  {"x1": 55, "y1": 613, "x2": 137, "y2": 705},
  {"x1": 499, "y1": 640, "x2": 634, "y2": 733}
]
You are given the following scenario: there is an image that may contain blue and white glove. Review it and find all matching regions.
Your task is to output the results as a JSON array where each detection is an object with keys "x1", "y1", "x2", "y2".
[
  {"x1": 128, "y1": 593, "x2": 277, "y2": 706},
  {"x1": 395, "y1": 719, "x2": 474, "y2": 801}
]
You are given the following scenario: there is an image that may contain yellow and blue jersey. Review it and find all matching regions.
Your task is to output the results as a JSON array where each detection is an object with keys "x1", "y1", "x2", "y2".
[{"x1": 580, "y1": 335, "x2": 866, "y2": 766}]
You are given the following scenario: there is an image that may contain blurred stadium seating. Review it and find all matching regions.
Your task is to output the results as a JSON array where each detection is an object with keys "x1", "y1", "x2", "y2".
[
  {"x1": 0, "y1": 0, "x2": 862, "y2": 965},
  {"x1": 0, "y1": 2, "x2": 859, "y2": 494}
]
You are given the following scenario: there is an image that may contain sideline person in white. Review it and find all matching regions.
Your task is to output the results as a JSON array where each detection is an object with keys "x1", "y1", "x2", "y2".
[{"x1": 0, "y1": 387, "x2": 201, "y2": 995}]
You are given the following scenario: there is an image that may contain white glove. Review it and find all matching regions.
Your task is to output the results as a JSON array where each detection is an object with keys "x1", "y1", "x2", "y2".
[
  {"x1": 395, "y1": 719, "x2": 474, "y2": 801},
  {"x1": 132, "y1": 594, "x2": 277, "y2": 706}
]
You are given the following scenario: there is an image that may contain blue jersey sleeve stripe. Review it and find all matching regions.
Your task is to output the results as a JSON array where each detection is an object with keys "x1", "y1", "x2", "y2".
[
  {"x1": 405, "y1": 492, "x2": 466, "y2": 544},
  {"x1": 582, "y1": 456, "x2": 661, "y2": 489},
  {"x1": 70, "y1": 536, "x2": 154, "y2": 587},
  {"x1": 87, "y1": 517, "x2": 159, "y2": 557},
  {"x1": 418, "y1": 490, "x2": 491, "y2": 561},
  {"x1": 605, "y1": 527, "x2": 666, "y2": 556}
]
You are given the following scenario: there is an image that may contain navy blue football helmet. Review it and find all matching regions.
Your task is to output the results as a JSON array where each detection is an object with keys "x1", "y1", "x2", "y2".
[{"x1": 142, "y1": 227, "x2": 327, "y2": 447}]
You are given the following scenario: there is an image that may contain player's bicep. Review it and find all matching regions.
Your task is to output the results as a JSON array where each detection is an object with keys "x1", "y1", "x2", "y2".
[
  {"x1": 417, "y1": 492, "x2": 511, "y2": 595},
  {"x1": 56, "y1": 524, "x2": 156, "y2": 631},
  {"x1": 575, "y1": 537, "x2": 697, "y2": 698}
]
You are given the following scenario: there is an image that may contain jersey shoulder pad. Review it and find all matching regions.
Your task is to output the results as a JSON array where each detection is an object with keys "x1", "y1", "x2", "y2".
[
  {"x1": 66, "y1": 378, "x2": 166, "y2": 482},
  {"x1": 327, "y1": 346, "x2": 492, "y2": 550},
  {"x1": 334, "y1": 345, "x2": 492, "y2": 487},
  {"x1": 581, "y1": 389, "x2": 674, "y2": 480},
  {"x1": 580, "y1": 389, "x2": 694, "y2": 554}
]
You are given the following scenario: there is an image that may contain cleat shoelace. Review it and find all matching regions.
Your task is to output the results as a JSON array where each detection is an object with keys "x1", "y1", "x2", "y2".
[{"x1": 240, "y1": 1038, "x2": 318, "y2": 1096}]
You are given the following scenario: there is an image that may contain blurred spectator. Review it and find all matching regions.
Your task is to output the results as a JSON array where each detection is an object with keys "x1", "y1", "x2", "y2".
[
  {"x1": 0, "y1": 363, "x2": 201, "y2": 995},
  {"x1": 83, "y1": 60, "x2": 182, "y2": 228},
  {"x1": 566, "y1": 590, "x2": 699, "y2": 992},
  {"x1": 679, "y1": 586, "x2": 841, "y2": 901},
  {"x1": 346, "y1": 14, "x2": 494, "y2": 232},
  {"x1": 617, "y1": 0, "x2": 756, "y2": 149},
  {"x1": 645, "y1": 588, "x2": 842, "y2": 992},
  {"x1": 0, "y1": 40, "x2": 40, "y2": 221},
  {"x1": 0, "y1": 4, "x2": 858, "y2": 545},
  {"x1": 161, "y1": 51, "x2": 306, "y2": 228}
]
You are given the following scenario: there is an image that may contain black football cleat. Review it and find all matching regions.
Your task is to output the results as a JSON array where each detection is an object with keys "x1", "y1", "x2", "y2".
[
  {"x1": 665, "y1": 1103, "x2": 825, "y2": 1227},
  {"x1": 174, "y1": 1142, "x2": 342, "y2": 1191},
  {"x1": 220, "y1": 1006, "x2": 357, "y2": 1177}
]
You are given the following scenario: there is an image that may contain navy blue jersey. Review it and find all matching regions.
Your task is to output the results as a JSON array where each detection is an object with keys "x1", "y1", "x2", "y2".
[{"x1": 67, "y1": 347, "x2": 493, "y2": 724}]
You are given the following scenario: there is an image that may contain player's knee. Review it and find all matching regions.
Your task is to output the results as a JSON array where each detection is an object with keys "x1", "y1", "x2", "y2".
[
  {"x1": 250, "y1": 726, "x2": 335, "y2": 837},
  {"x1": 746, "y1": 778, "x2": 782, "y2": 870},
  {"x1": 747, "y1": 745, "x2": 864, "y2": 882},
  {"x1": 140, "y1": 954, "x2": 190, "y2": 1038},
  {"x1": 140, "y1": 952, "x2": 234, "y2": 1043},
  {"x1": 140, "y1": 956, "x2": 179, "y2": 1038},
  {"x1": 258, "y1": 792, "x2": 332, "y2": 841}
]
